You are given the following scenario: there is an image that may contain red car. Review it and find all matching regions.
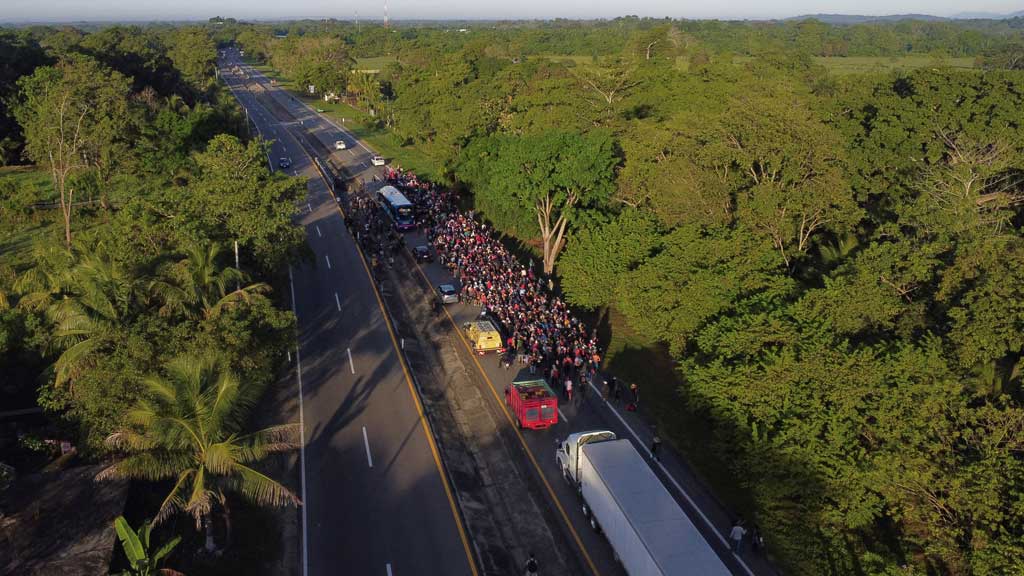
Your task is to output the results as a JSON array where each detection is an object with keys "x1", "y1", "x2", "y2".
[{"x1": 505, "y1": 379, "x2": 559, "y2": 430}]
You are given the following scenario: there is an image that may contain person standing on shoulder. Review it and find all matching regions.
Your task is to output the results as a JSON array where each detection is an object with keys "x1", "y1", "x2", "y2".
[
  {"x1": 751, "y1": 523, "x2": 765, "y2": 555},
  {"x1": 729, "y1": 518, "x2": 747, "y2": 555},
  {"x1": 651, "y1": 433, "x2": 662, "y2": 461}
]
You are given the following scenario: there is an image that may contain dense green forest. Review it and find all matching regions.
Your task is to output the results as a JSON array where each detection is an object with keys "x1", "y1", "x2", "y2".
[
  {"x1": 226, "y1": 17, "x2": 1024, "y2": 576},
  {"x1": 0, "y1": 24, "x2": 303, "y2": 571},
  {"x1": 2, "y1": 15, "x2": 1023, "y2": 576}
]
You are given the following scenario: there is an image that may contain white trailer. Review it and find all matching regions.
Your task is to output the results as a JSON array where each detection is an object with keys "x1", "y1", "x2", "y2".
[{"x1": 557, "y1": 431, "x2": 732, "y2": 576}]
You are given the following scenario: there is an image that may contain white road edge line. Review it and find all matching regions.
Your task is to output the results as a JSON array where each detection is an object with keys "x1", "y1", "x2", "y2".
[
  {"x1": 558, "y1": 408, "x2": 568, "y2": 423},
  {"x1": 386, "y1": 563, "x2": 393, "y2": 576},
  {"x1": 587, "y1": 380, "x2": 756, "y2": 576},
  {"x1": 347, "y1": 347, "x2": 355, "y2": 374},
  {"x1": 315, "y1": 225, "x2": 322, "y2": 237},
  {"x1": 335, "y1": 292, "x2": 341, "y2": 311},
  {"x1": 288, "y1": 266, "x2": 309, "y2": 576},
  {"x1": 325, "y1": 254, "x2": 332, "y2": 269},
  {"x1": 362, "y1": 426, "x2": 374, "y2": 468}
]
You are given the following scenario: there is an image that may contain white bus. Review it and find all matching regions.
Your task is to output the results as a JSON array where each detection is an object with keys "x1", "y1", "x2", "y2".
[{"x1": 377, "y1": 186, "x2": 415, "y2": 230}]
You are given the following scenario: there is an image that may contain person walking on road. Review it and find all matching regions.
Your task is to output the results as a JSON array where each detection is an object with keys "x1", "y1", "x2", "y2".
[
  {"x1": 630, "y1": 382, "x2": 640, "y2": 405},
  {"x1": 729, "y1": 518, "x2": 747, "y2": 555},
  {"x1": 524, "y1": 553, "x2": 539, "y2": 576},
  {"x1": 565, "y1": 377, "x2": 573, "y2": 403},
  {"x1": 651, "y1": 433, "x2": 662, "y2": 461},
  {"x1": 609, "y1": 376, "x2": 620, "y2": 403}
]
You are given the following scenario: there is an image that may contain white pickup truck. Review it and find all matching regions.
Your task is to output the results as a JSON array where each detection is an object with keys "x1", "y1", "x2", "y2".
[{"x1": 556, "y1": 430, "x2": 732, "y2": 576}]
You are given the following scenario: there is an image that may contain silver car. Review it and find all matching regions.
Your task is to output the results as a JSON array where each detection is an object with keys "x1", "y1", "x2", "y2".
[{"x1": 438, "y1": 284, "x2": 459, "y2": 304}]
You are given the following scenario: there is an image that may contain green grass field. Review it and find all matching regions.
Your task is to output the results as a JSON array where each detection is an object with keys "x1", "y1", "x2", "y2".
[
  {"x1": 355, "y1": 55, "x2": 397, "y2": 72},
  {"x1": 813, "y1": 55, "x2": 976, "y2": 74},
  {"x1": 0, "y1": 165, "x2": 55, "y2": 201},
  {"x1": 732, "y1": 54, "x2": 976, "y2": 74},
  {"x1": 0, "y1": 166, "x2": 62, "y2": 269}
]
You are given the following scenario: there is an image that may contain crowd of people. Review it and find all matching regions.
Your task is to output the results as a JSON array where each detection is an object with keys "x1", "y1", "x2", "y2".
[{"x1": 351, "y1": 166, "x2": 609, "y2": 406}]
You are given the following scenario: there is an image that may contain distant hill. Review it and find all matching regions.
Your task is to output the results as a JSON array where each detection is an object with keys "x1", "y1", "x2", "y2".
[
  {"x1": 952, "y1": 10, "x2": 1024, "y2": 19},
  {"x1": 785, "y1": 14, "x2": 948, "y2": 24},
  {"x1": 788, "y1": 12, "x2": 1024, "y2": 24}
]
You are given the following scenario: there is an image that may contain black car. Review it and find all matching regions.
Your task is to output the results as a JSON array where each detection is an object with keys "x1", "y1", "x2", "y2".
[
  {"x1": 278, "y1": 157, "x2": 291, "y2": 169},
  {"x1": 413, "y1": 245, "x2": 434, "y2": 263}
]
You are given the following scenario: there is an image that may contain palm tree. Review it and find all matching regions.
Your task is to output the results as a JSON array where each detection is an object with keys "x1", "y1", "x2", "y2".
[
  {"x1": 98, "y1": 353, "x2": 300, "y2": 551},
  {"x1": 12, "y1": 243, "x2": 76, "y2": 312},
  {"x1": 0, "y1": 264, "x2": 13, "y2": 311},
  {"x1": 47, "y1": 250, "x2": 148, "y2": 386},
  {"x1": 971, "y1": 359, "x2": 1022, "y2": 398},
  {"x1": 150, "y1": 243, "x2": 270, "y2": 321},
  {"x1": 112, "y1": 516, "x2": 184, "y2": 576},
  {"x1": 818, "y1": 232, "x2": 859, "y2": 269}
]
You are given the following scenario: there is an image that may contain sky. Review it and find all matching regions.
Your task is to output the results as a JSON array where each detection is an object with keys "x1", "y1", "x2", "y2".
[{"x1": 1, "y1": 0, "x2": 1022, "y2": 23}]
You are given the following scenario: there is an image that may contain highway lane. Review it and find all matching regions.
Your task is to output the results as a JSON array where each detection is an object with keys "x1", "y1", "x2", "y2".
[
  {"x1": 229, "y1": 55, "x2": 765, "y2": 576},
  {"x1": 218, "y1": 52, "x2": 476, "y2": 576}
]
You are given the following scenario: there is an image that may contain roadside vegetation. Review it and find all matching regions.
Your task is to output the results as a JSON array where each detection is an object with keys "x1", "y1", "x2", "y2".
[
  {"x1": 0, "y1": 24, "x2": 304, "y2": 574},
  {"x1": 231, "y1": 16, "x2": 1024, "y2": 576},
  {"x1": 1, "y1": 14, "x2": 1022, "y2": 576}
]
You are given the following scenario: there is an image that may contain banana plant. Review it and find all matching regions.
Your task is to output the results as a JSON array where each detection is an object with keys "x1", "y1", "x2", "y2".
[{"x1": 112, "y1": 516, "x2": 184, "y2": 576}]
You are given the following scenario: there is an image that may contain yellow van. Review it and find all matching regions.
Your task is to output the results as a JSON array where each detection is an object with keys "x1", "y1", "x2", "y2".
[{"x1": 463, "y1": 320, "x2": 505, "y2": 356}]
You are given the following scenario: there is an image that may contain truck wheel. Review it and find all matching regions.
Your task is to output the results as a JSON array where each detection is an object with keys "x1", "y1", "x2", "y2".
[
  {"x1": 561, "y1": 466, "x2": 571, "y2": 484},
  {"x1": 590, "y1": 515, "x2": 601, "y2": 533},
  {"x1": 581, "y1": 503, "x2": 590, "y2": 518}
]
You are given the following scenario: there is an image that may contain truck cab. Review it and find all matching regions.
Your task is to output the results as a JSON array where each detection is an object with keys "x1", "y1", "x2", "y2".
[{"x1": 557, "y1": 430, "x2": 618, "y2": 483}]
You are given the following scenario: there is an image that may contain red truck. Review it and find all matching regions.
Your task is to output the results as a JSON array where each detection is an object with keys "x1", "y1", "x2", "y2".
[{"x1": 505, "y1": 379, "x2": 559, "y2": 430}]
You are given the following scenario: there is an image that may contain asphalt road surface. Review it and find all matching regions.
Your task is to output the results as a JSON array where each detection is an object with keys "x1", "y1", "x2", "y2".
[{"x1": 218, "y1": 50, "x2": 476, "y2": 576}]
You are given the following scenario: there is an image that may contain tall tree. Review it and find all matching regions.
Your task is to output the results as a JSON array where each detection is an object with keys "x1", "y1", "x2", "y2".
[
  {"x1": 166, "y1": 27, "x2": 217, "y2": 93},
  {"x1": 14, "y1": 55, "x2": 131, "y2": 249},
  {"x1": 458, "y1": 131, "x2": 618, "y2": 274},
  {"x1": 182, "y1": 134, "x2": 305, "y2": 273},
  {"x1": 98, "y1": 353, "x2": 300, "y2": 551}
]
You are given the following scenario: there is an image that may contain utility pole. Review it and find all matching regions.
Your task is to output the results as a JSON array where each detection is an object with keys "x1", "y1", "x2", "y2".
[
  {"x1": 234, "y1": 240, "x2": 241, "y2": 292},
  {"x1": 384, "y1": 0, "x2": 389, "y2": 28}
]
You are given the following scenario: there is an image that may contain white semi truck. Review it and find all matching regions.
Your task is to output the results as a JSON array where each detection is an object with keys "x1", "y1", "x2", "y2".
[{"x1": 556, "y1": 430, "x2": 732, "y2": 576}]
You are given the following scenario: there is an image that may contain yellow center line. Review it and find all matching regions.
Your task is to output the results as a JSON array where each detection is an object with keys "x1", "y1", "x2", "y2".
[{"x1": 288, "y1": 127, "x2": 480, "y2": 576}]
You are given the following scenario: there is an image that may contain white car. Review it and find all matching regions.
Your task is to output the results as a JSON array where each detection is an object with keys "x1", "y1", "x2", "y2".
[
  {"x1": 335, "y1": 140, "x2": 347, "y2": 150},
  {"x1": 371, "y1": 155, "x2": 386, "y2": 167}
]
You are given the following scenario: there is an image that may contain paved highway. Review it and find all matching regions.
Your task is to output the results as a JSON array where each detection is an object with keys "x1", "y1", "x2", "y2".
[
  {"x1": 222, "y1": 52, "x2": 775, "y2": 576},
  {"x1": 218, "y1": 50, "x2": 476, "y2": 576}
]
